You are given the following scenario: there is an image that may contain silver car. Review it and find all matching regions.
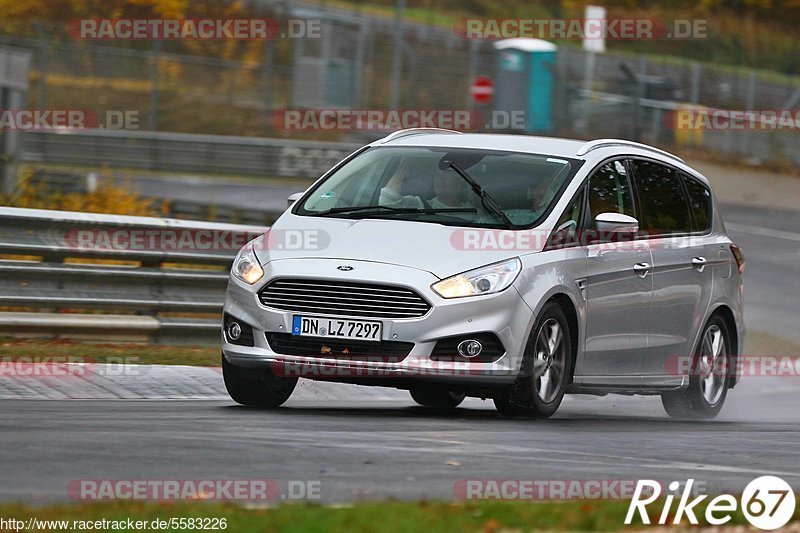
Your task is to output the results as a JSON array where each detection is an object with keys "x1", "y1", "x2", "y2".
[{"x1": 221, "y1": 129, "x2": 745, "y2": 419}]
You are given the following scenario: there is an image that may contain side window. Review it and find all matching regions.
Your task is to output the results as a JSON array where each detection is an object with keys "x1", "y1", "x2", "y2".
[
  {"x1": 683, "y1": 176, "x2": 711, "y2": 233},
  {"x1": 631, "y1": 160, "x2": 693, "y2": 235},
  {"x1": 588, "y1": 160, "x2": 636, "y2": 221},
  {"x1": 547, "y1": 187, "x2": 585, "y2": 249}
]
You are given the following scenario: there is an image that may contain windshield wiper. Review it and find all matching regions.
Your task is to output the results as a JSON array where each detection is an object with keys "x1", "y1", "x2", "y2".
[
  {"x1": 447, "y1": 161, "x2": 517, "y2": 229},
  {"x1": 308, "y1": 205, "x2": 477, "y2": 217},
  {"x1": 307, "y1": 205, "x2": 407, "y2": 216}
]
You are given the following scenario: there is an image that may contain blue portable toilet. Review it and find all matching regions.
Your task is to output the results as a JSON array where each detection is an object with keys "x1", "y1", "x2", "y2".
[{"x1": 493, "y1": 38, "x2": 557, "y2": 133}]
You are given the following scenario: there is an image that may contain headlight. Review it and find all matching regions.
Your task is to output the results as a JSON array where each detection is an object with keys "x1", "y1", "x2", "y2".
[
  {"x1": 431, "y1": 258, "x2": 521, "y2": 299},
  {"x1": 232, "y1": 242, "x2": 264, "y2": 285}
]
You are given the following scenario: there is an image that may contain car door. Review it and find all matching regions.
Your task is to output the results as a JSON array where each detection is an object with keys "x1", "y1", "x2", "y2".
[
  {"x1": 582, "y1": 159, "x2": 653, "y2": 378},
  {"x1": 630, "y1": 159, "x2": 714, "y2": 377}
]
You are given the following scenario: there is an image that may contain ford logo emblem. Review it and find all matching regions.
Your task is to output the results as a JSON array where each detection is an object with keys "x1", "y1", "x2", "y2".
[{"x1": 337, "y1": 265, "x2": 354, "y2": 271}]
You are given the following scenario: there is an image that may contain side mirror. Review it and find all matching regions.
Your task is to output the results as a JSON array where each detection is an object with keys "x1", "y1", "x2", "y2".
[
  {"x1": 287, "y1": 192, "x2": 304, "y2": 208},
  {"x1": 594, "y1": 212, "x2": 639, "y2": 236}
]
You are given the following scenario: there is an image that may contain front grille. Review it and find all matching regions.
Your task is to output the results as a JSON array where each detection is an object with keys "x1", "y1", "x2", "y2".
[
  {"x1": 265, "y1": 333, "x2": 413, "y2": 363},
  {"x1": 258, "y1": 278, "x2": 431, "y2": 319}
]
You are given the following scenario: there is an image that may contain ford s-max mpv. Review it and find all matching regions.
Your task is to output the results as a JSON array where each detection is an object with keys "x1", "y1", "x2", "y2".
[{"x1": 221, "y1": 129, "x2": 745, "y2": 419}]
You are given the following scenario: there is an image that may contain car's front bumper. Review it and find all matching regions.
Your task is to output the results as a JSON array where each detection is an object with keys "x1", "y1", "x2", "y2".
[{"x1": 222, "y1": 258, "x2": 533, "y2": 387}]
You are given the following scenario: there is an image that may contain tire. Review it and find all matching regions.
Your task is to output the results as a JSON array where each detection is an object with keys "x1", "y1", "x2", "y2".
[
  {"x1": 493, "y1": 301, "x2": 573, "y2": 418},
  {"x1": 409, "y1": 387, "x2": 466, "y2": 409},
  {"x1": 661, "y1": 316, "x2": 731, "y2": 420},
  {"x1": 222, "y1": 354, "x2": 297, "y2": 408}
]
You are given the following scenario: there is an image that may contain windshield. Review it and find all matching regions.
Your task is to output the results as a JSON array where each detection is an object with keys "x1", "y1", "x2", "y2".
[{"x1": 296, "y1": 147, "x2": 582, "y2": 228}]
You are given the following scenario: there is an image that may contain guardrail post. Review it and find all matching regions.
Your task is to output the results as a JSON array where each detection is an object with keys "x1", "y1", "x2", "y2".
[
  {"x1": 0, "y1": 86, "x2": 9, "y2": 195},
  {"x1": 262, "y1": 39, "x2": 273, "y2": 136}
]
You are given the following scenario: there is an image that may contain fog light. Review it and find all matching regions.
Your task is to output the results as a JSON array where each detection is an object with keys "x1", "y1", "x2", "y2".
[
  {"x1": 457, "y1": 339, "x2": 483, "y2": 358},
  {"x1": 227, "y1": 321, "x2": 242, "y2": 341}
]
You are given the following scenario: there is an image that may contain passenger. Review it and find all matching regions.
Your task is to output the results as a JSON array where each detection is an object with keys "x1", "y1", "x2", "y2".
[{"x1": 527, "y1": 179, "x2": 552, "y2": 217}]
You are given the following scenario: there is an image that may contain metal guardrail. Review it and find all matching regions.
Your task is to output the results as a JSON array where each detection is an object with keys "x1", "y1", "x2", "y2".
[
  {"x1": 21, "y1": 129, "x2": 360, "y2": 178},
  {"x1": 23, "y1": 169, "x2": 284, "y2": 226},
  {"x1": 0, "y1": 206, "x2": 268, "y2": 344}
]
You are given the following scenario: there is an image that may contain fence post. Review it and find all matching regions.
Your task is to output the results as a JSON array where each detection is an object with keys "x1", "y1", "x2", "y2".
[
  {"x1": 37, "y1": 38, "x2": 48, "y2": 108},
  {"x1": 262, "y1": 40, "x2": 273, "y2": 135},
  {"x1": 354, "y1": 18, "x2": 368, "y2": 108},
  {"x1": 362, "y1": 27, "x2": 375, "y2": 107},
  {"x1": 554, "y1": 50, "x2": 570, "y2": 136},
  {"x1": 0, "y1": 86, "x2": 10, "y2": 195},
  {"x1": 148, "y1": 39, "x2": 162, "y2": 131},
  {"x1": 389, "y1": 0, "x2": 405, "y2": 109},
  {"x1": 632, "y1": 55, "x2": 649, "y2": 141},
  {"x1": 466, "y1": 39, "x2": 479, "y2": 110},
  {"x1": 690, "y1": 62, "x2": 701, "y2": 105},
  {"x1": 743, "y1": 70, "x2": 758, "y2": 158}
]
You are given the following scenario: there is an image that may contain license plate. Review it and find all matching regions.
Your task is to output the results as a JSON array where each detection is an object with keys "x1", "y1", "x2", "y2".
[{"x1": 291, "y1": 315, "x2": 382, "y2": 342}]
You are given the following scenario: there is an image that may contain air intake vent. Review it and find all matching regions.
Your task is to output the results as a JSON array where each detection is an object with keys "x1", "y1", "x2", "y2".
[{"x1": 265, "y1": 333, "x2": 413, "y2": 363}]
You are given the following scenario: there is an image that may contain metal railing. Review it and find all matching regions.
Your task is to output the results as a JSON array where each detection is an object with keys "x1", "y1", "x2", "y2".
[
  {"x1": 21, "y1": 129, "x2": 360, "y2": 178},
  {"x1": 0, "y1": 206, "x2": 269, "y2": 344}
]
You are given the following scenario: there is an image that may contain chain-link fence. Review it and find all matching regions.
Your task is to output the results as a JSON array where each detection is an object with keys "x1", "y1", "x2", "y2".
[{"x1": 2, "y1": 6, "x2": 799, "y2": 166}]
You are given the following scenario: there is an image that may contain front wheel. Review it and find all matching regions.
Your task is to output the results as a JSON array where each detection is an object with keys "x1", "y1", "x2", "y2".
[
  {"x1": 222, "y1": 354, "x2": 297, "y2": 408},
  {"x1": 661, "y1": 316, "x2": 731, "y2": 420},
  {"x1": 410, "y1": 387, "x2": 466, "y2": 409},
  {"x1": 493, "y1": 302, "x2": 573, "y2": 418}
]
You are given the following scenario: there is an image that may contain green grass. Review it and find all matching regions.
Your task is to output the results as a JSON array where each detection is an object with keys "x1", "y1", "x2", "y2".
[
  {"x1": 0, "y1": 338, "x2": 219, "y2": 367},
  {"x1": 1, "y1": 498, "x2": 798, "y2": 532}
]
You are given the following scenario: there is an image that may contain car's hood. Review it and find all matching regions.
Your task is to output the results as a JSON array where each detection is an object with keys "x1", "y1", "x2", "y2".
[{"x1": 253, "y1": 212, "x2": 543, "y2": 279}]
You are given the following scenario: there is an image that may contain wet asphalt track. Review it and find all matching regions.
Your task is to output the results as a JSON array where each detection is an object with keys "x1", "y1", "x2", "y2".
[{"x1": 0, "y1": 203, "x2": 798, "y2": 503}]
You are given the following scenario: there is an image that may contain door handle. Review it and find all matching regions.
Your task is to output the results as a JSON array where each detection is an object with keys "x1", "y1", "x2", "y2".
[
  {"x1": 633, "y1": 262, "x2": 651, "y2": 277},
  {"x1": 692, "y1": 256, "x2": 708, "y2": 272}
]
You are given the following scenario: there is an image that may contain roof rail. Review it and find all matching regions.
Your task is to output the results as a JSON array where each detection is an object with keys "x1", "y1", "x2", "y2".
[
  {"x1": 379, "y1": 128, "x2": 463, "y2": 143},
  {"x1": 576, "y1": 139, "x2": 684, "y2": 163}
]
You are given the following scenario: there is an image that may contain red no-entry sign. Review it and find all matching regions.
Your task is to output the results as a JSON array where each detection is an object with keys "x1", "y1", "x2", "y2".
[{"x1": 469, "y1": 76, "x2": 494, "y2": 104}]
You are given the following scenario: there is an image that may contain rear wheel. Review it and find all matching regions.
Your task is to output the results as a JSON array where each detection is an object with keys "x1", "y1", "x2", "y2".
[
  {"x1": 410, "y1": 387, "x2": 466, "y2": 409},
  {"x1": 222, "y1": 354, "x2": 297, "y2": 408},
  {"x1": 661, "y1": 316, "x2": 731, "y2": 420},
  {"x1": 493, "y1": 302, "x2": 572, "y2": 418}
]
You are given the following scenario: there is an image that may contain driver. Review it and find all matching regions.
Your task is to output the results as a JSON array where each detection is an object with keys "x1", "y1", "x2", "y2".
[{"x1": 379, "y1": 159, "x2": 473, "y2": 210}]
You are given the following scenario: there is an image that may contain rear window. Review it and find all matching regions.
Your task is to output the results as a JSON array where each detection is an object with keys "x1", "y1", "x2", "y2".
[
  {"x1": 683, "y1": 176, "x2": 712, "y2": 233},
  {"x1": 630, "y1": 159, "x2": 693, "y2": 235}
]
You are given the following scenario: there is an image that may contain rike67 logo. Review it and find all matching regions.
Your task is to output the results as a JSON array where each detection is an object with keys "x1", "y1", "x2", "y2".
[{"x1": 626, "y1": 476, "x2": 796, "y2": 530}]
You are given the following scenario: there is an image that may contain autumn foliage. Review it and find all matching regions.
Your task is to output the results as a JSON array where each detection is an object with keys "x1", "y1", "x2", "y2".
[{"x1": 1, "y1": 170, "x2": 160, "y2": 216}]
